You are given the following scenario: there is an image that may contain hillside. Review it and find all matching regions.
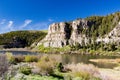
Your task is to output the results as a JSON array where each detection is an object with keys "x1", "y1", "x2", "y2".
[
  {"x1": 85, "y1": 12, "x2": 120, "y2": 37},
  {"x1": 36, "y1": 12, "x2": 120, "y2": 52},
  {"x1": 0, "y1": 30, "x2": 47, "y2": 48}
]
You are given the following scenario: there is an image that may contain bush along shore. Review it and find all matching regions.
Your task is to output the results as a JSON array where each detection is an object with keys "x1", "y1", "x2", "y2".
[
  {"x1": 1, "y1": 52, "x2": 120, "y2": 80},
  {"x1": 32, "y1": 45, "x2": 120, "y2": 56}
]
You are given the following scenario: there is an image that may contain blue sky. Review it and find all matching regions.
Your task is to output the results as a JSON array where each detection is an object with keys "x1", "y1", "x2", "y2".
[{"x1": 0, "y1": 0, "x2": 120, "y2": 33}]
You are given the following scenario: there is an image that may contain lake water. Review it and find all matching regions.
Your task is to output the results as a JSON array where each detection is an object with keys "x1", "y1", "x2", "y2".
[{"x1": 0, "y1": 50, "x2": 120, "y2": 68}]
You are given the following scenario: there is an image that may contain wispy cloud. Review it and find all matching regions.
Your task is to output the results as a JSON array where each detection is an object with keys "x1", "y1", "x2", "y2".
[
  {"x1": 0, "y1": 18, "x2": 54, "y2": 34},
  {"x1": 31, "y1": 22, "x2": 49, "y2": 30},
  {"x1": 8, "y1": 21, "x2": 13, "y2": 28},
  {"x1": 0, "y1": 20, "x2": 14, "y2": 33},
  {"x1": 21, "y1": 19, "x2": 32, "y2": 28},
  {"x1": 5, "y1": 20, "x2": 14, "y2": 31},
  {"x1": 29, "y1": 19, "x2": 54, "y2": 30}
]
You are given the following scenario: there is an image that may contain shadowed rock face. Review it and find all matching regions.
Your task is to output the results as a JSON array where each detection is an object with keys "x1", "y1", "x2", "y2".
[
  {"x1": 69, "y1": 19, "x2": 89, "y2": 46},
  {"x1": 38, "y1": 19, "x2": 90, "y2": 47}
]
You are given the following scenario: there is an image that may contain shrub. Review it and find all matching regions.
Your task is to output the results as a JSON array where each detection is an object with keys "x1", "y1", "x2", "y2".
[
  {"x1": 5, "y1": 52, "x2": 16, "y2": 64},
  {"x1": 36, "y1": 55, "x2": 61, "y2": 75},
  {"x1": 19, "y1": 66, "x2": 31, "y2": 75},
  {"x1": 39, "y1": 54, "x2": 62, "y2": 65},
  {"x1": 56, "y1": 62, "x2": 64, "y2": 72},
  {"x1": 6, "y1": 52, "x2": 26, "y2": 64},
  {"x1": 25, "y1": 55, "x2": 38, "y2": 62},
  {"x1": 14, "y1": 55, "x2": 25, "y2": 63},
  {"x1": 36, "y1": 60, "x2": 54, "y2": 75}
]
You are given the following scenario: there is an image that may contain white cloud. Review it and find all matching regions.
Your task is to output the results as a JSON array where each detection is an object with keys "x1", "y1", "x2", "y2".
[
  {"x1": 8, "y1": 21, "x2": 13, "y2": 28},
  {"x1": 20, "y1": 19, "x2": 32, "y2": 28},
  {"x1": 32, "y1": 22, "x2": 49, "y2": 30},
  {"x1": 0, "y1": 20, "x2": 14, "y2": 33},
  {"x1": 0, "y1": 18, "x2": 55, "y2": 34},
  {"x1": 0, "y1": 19, "x2": 6, "y2": 25}
]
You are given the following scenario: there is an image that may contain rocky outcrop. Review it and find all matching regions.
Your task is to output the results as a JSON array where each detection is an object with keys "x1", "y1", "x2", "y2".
[
  {"x1": 69, "y1": 19, "x2": 89, "y2": 46},
  {"x1": 38, "y1": 22, "x2": 71, "y2": 47},
  {"x1": 37, "y1": 19, "x2": 90, "y2": 47},
  {"x1": 97, "y1": 22, "x2": 120, "y2": 44}
]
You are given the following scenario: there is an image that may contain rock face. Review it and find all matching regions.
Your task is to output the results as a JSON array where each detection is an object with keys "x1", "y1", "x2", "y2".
[
  {"x1": 69, "y1": 19, "x2": 89, "y2": 46},
  {"x1": 38, "y1": 22, "x2": 71, "y2": 47},
  {"x1": 38, "y1": 19, "x2": 90, "y2": 47},
  {"x1": 97, "y1": 22, "x2": 120, "y2": 44}
]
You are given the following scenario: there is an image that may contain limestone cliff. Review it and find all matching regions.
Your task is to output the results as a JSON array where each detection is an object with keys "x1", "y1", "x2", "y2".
[
  {"x1": 37, "y1": 19, "x2": 90, "y2": 47},
  {"x1": 38, "y1": 22, "x2": 70, "y2": 47}
]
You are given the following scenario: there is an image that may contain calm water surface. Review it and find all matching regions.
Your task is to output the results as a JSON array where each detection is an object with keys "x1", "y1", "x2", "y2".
[{"x1": 0, "y1": 50, "x2": 120, "y2": 68}]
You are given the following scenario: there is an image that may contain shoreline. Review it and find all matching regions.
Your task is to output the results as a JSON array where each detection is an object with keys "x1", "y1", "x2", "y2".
[
  {"x1": 1, "y1": 48, "x2": 120, "y2": 56},
  {"x1": 0, "y1": 48, "x2": 31, "y2": 52}
]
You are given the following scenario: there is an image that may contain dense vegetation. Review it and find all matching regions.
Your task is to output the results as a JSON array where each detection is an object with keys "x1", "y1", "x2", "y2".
[
  {"x1": 85, "y1": 12, "x2": 120, "y2": 37},
  {"x1": 84, "y1": 12, "x2": 120, "y2": 52},
  {"x1": 0, "y1": 30, "x2": 47, "y2": 48}
]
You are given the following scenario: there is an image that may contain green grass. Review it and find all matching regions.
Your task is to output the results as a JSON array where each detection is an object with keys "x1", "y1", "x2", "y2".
[
  {"x1": 27, "y1": 75, "x2": 63, "y2": 80},
  {"x1": 36, "y1": 45, "x2": 71, "y2": 53},
  {"x1": 34, "y1": 45, "x2": 120, "y2": 56},
  {"x1": 10, "y1": 75, "x2": 63, "y2": 80},
  {"x1": 40, "y1": 30, "x2": 48, "y2": 33}
]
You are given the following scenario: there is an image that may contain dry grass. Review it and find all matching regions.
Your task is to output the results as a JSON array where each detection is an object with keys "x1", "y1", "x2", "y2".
[
  {"x1": 90, "y1": 58, "x2": 120, "y2": 64},
  {"x1": 116, "y1": 58, "x2": 120, "y2": 63},
  {"x1": 64, "y1": 63, "x2": 120, "y2": 80},
  {"x1": 99, "y1": 68, "x2": 120, "y2": 80},
  {"x1": 35, "y1": 55, "x2": 62, "y2": 75},
  {"x1": 0, "y1": 54, "x2": 9, "y2": 77},
  {"x1": 65, "y1": 63, "x2": 100, "y2": 77}
]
